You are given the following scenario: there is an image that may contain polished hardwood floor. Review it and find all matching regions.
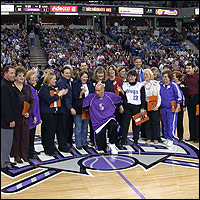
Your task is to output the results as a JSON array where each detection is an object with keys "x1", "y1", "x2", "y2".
[{"x1": 1, "y1": 110, "x2": 199, "y2": 199}]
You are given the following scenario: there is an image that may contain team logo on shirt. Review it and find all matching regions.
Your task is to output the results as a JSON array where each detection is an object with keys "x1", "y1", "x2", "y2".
[
  {"x1": 99, "y1": 103, "x2": 104, "y2": 111},
  {"x1": 1, "y1": 136, "x2": 199, "y2": 194}
]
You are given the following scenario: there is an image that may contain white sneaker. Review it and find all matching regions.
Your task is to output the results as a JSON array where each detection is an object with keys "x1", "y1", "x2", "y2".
[
  {"x1": 166, "y1": 140, "x2": 173, "y2": 147},
  {"x1": 163, "y1": 139, "x2": 169, "y2": 145},
  {"x1": 110, "y1": 155, "x2": 117, "y2": 162},
  {"x1": 108, "y1": 143, "x2": 118, "y2": 155},
  {"x1": 167, "y1": 145, "x2": 173, "y2": 150}
]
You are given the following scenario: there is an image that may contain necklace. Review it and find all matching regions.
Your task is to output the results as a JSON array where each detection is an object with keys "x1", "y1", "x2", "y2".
[{"x1": 144, "y1": 82, "x2": 152, "y2": 90}]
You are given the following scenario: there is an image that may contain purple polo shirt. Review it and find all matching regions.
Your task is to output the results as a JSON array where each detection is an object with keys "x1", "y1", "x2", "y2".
[{"x1": 184, "y1": 72, "x2": 199, "y2": 96}]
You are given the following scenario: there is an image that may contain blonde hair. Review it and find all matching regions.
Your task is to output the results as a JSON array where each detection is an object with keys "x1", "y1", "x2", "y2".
[
  {"x1": 107, "y1": 64, "x2": 118, "y2": 76},
  {"x1": 143, "y1": 69, "x2": 154, "y2": 80},
  {"x1": 42, "y1": 70, "x2": 48, "y2": 78},
  {"x1": 43, "y1": 72, "x2": 56, "y2": 86},
  {"x1": 117, "y1": 66, "x2": 126, "y2": 80},
  {"x1": 117, "y1": 66, "x2": 126, "y2": 73},
  {"x1": 92, "y1": 66, "x2": 107, "y2": 82},
  {"x1": 25, "y1": 70, "x2": 36, "y2": 81}
]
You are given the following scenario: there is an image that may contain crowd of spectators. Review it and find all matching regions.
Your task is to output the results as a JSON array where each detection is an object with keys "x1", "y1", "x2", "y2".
[
  {"x1": 187, "y1": 26, "x2": 199, "y2": 49},
  {"x1": 106, "y1": 24, "x2": 199, "y2": 73},
  {"x1": 39, "y1": 26, "x2": 131, "y2": 76},
  {"x1": 2, "y1": 24, "x2": 199, "y2": 80},
  {"x1": 1, "y1": 22, "x2": 199, "y2": 81},
  {"x1": 1, "y1": 28, "x2": 31, "y2": 70},
  {"x1": 181, "y1": 1, "x2": 199, "y2": 7}
]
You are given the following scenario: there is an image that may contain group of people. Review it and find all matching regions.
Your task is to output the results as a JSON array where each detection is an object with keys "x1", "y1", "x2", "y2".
[
  {"x1": 2, "y1": 25, "x2": 199, "y2": 83},
  {"x1": 107, "y1": 25, "x2": 199, "y2": 71},
  {"x1": 186, "y1": 26, "x2": 199, "y2": 49},
  {"x1": 1, "y1": 55, "x2": 199, "y2": 173},
  {"x1": 1, "y1": 27, "x2": 31, "y2": 69}
]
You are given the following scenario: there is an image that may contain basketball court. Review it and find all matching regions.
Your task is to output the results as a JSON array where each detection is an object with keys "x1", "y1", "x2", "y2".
[{"x1": 1, "y1": 111, "x2": 199, "y2": 199}]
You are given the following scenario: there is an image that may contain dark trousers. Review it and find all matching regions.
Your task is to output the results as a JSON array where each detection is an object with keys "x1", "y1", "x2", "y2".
[
  {"x1": 115, "y1": 108, "x2": 123, "y2": 127},
  {"x1": 41, "y1": 120, "x2": 46, "y2": 149},
  {"x1": 132, "y1": 123, "x2": 146, "y2": 139},
  {"x1": 177, "y1": 109, "x2": 184, "y2": 140},
  {"x1": 67, "y1": 114, "x2": 74, "y2": 144},
  {"x1": 120, "y1": 104, "x2": 141, "y2": 142},
  {"x1": 41, "y1": 113, "x2": 58, "y2": 154},
  {"x1": 187, "y1": 95, "x2": 199, "y2": 140},
  {"x1": 28, "y1": 127, "x2": 36, "y2": 157},
  {"x1": 89, "y1": 119, "x2": 94, "y2": 143},
  {"x1": 10, "y1": 124, "x2": 30, "y2": 160},
  {"x1": 146, "y1": 110, "x2": 160, "y2": 140},
  {"x1": 141, "y1": 123, "x2": 146, "y2": 138},
  {"x1": 94, "y1": 119, "x2": 118, "y2": 150},
  {"x1": 57, "y1": 113, "x2": 71, "y2": 149}
]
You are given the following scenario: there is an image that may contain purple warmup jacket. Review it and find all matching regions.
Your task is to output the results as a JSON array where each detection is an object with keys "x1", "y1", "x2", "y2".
[
  {"x1": 26, "y1": 83, "x2": 41, "y2": 129},
  {"x1": 82, "y1": 92, "x2": 123, "y2": 133},
  {"x1": 160, "y1": 81, "x2": 182, "y2": 108}
]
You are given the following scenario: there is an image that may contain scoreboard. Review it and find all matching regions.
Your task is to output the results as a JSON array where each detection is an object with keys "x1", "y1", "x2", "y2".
[
  {"x1": 144, "y1": 8, "x2": 154, "y2": 15},
  {"x1": 24, "y1": 5, "x2": 41, "y2": 12},
  {"x1": 15, "y1": 5, "x2": 23, "y2": 12},
  {"x1": 1, "y1": 4, "x2": 181, "y2": 17},
  {"x1": 15, "y1": 4, "x2": 41, "y2": 12},
  {"x1": 41, "y1": 6, "x2": 49, "y2": 12}
]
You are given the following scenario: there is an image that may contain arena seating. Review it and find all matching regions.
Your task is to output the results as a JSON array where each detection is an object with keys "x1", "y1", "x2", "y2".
[{"x1": 1, "y1": 27, "x2": 31, "y2": 68}]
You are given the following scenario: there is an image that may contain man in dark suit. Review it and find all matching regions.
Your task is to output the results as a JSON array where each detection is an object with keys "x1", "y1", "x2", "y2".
[
  {"x1": 57, "y1": 65, "x2": 76, "y2": 150},
  {"x1": 1, "y1": 65, "x2": 20, "y2": 173}
]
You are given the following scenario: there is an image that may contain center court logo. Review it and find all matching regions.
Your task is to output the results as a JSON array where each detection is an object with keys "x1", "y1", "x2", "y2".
[{"x1": 1, "y1": 137, "x2": 199, "y2": 194}]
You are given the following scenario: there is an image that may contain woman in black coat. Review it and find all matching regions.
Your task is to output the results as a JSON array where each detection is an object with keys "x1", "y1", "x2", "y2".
[{"x1": 38, "y1": 72, "x2": 68, "y2": 156}]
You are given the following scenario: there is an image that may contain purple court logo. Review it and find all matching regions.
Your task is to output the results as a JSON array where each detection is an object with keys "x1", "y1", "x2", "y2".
[{"x1": 1, "y1": 136, "x2": 199, "y2": 194}]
